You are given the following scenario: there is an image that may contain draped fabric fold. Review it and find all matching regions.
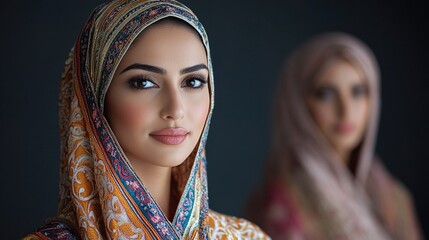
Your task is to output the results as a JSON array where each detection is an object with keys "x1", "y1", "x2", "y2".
[
  {"x1": 24, "y1": 1, "x2": 268, "y2": 239},
  {"x1": 53, "y1": 1, "x2": 212, "y2": 238},
  {"x1": 246, "y1": 32, "x2": 422, "y2": 240}
]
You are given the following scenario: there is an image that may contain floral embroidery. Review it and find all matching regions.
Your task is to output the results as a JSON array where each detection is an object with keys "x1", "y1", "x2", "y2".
[
  {"x1": 25, "y1": 1, "x2": 268, "y2": 239},
  {"x1": 36, "y1": 221, "x2": 79, "y2": 240}
]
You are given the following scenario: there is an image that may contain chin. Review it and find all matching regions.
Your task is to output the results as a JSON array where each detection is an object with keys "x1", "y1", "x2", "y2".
[
  {"x1": 152, "y1": 154, "x2": 190, "y2": 168},
  {"x1": 334, "y1": 142, "x2": 360, "y2": 153},
  {"x1": 331, "y1": 135, "x2": 360, "y2": 151},
  {"x1": 148, "y1": 159, "x2": 187, "y2": 168}
]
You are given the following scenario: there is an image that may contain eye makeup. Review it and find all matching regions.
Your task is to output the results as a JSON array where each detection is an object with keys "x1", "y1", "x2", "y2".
[
  {"x1": 128, "y1": 75, "x2": 158, "y2": 90},
  {"x1": 181, "y1": 74, "x2": 208, "y2": 90}
]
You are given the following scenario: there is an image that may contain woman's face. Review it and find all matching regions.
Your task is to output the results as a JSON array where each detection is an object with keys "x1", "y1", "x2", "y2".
[
  {"x1": 306, "y1": 59, "x2": 369, "y2": 160},
  {"x1": 105, "y1": 21, "x2": 210, "y2": 168}
]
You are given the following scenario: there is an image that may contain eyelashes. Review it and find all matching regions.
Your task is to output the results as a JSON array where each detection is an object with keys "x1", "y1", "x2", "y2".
[
  {"x1": 181, "y1": 74, "x2": 208, "y2": 89},
  {"x1": 128, "y1": 76, "x2": 157, "y2": 89},
  {"x1": 127, "y1": 74, "x2": 208, "y2": 90}
]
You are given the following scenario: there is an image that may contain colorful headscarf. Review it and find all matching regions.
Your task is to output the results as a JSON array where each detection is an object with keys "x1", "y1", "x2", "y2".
[{"x1": 32, "y1": 0, "x2": 214, "y2": 239}]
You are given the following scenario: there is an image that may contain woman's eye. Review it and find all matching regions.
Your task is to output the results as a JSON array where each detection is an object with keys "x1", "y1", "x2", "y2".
[
  {"x1": 128, "y1": 78, "x2": 156, "y2": 89},
  {"x1": 314, "y1": 86, "x2": 336, "y2": 101},
  {"x1": 183, "y1": 78, "x2": 207, "y2": 89},
  {"x1": 352, "y1": 85, "x2": 368, "y2": 98}
]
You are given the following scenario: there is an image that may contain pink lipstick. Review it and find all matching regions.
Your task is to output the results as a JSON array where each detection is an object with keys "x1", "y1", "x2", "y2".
[
  {"x1": 334, "y1": 122, "x2": 355, "y2": 135},
  {"x1": 150, "y1": 127, "x2": 188, "y2": 145}
]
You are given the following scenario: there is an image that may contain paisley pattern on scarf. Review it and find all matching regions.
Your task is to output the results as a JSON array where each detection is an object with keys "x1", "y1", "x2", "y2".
[
  {"x1": 24, "y1": 0, "x2": 269, "y2": 239},
  {"x1": 208, "y1": 211, "x2": 269, "y2": 239}
]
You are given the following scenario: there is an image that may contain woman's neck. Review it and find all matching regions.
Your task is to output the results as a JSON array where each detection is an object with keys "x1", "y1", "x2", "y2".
[
  {"x1": 338, "y1": 150, "x2": 351, "y2": 165},
  {"x1": 128, "y1": 156, "x2": 173, "y2": 220},
  {"x1": 336, "y1": 148, "x2": 360, "y2": 176},
  {"x1": 333, "y1": 146, "x2": 352, "y2": 167}
]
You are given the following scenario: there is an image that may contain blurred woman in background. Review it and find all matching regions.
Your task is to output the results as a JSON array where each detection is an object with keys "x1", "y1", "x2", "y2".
[{"x1": 246, "y1": 32, "x2": 422, "y2": 239}]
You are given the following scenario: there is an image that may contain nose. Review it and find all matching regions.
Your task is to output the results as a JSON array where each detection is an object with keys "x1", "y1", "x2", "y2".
[
  {"x1": 337, "y1": 93, "x2": 351, "y2": 120},
  {"x1": 160, "y1": 87, "x2": 184, "y2": 121}
]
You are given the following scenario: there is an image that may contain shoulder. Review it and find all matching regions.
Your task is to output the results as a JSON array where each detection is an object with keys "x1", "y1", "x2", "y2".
[
  {"x1": 368, "y1": 159, "x2": 414, "y2": 203},
  {"x1": 22, "y1": 221, "x2": 79, "y2": 240},
  {"x1": 207, "y1": 210, "x2": 271, "y2": 239},
  {"x1": 22, "y1": 234, "x2": 44, "y2": 240},
  {"x1": 367, "y1": 160, "x2": 423, "y2": 239}
]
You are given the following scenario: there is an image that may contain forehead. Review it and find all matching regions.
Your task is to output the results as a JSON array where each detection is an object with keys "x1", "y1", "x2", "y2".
[
  {"x1": 315, "y1": 58, "x2": 365, "y2": 85},
  {"x1": 118, "y1": 22, "x2": 207, "y2": 69}
]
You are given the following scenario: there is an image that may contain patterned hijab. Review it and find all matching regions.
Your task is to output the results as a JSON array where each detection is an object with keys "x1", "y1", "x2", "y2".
[
  {"x1": 50, "y1": 0, "x2": 214, "y2": 238},
  {"x1": 269, "y1": 32, "x2": 390, "y2": 238}
]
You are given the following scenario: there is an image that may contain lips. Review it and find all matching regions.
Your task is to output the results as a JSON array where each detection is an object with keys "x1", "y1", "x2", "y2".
[
  {"x1": 149, "y1": 127, "x2": 188, "y2": 145},
  {"x1": 334, "y1": 122, "x2": 355, "y2": 134}
]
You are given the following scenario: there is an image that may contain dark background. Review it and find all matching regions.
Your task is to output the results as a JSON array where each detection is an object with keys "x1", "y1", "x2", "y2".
[{"x1": 0, "y1": 1, "x2": 427, "y2": 239}]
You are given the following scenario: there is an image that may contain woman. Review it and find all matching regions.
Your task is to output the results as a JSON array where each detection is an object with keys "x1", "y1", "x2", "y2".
[
  {"x1": 24, "y1": 0, "x2": 268, "y2": 239},
  {"x1": 245, "y1": 32, "x2": 422, "y2": 239}
]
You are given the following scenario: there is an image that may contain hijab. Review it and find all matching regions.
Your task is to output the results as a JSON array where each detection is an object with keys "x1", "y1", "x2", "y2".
[
  {"x1": 40, "y1": 0, "x2": 214, "y2": 238},
  {"x1": 269, "y1": 32, "x2": 390, "y2": 238}
]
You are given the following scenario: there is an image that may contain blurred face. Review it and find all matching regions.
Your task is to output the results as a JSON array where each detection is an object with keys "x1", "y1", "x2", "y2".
[
  {"x1": 105, "y1": 21, "x2": 210, "y2": 168},
  {"x1": 306, "y1": 59, "x2": 369, "y2": 161}
]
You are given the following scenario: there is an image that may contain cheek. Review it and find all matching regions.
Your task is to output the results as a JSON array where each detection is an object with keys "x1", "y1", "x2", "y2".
[
  {"x1": 353, "y1": 99, "x2": 370, "y2": 129},
  {"x1": 118, "y1": 103, "x2": 145, "y2": 127},
  {"x1": 187, "y1": 93, "x2": 210, "y2": 129},
  {"x1": 106, "y1": 96, "x2": 150, "y2": 133},
  {"x1": 308, "y1": 101, "x2": 337, "y2": 130}
]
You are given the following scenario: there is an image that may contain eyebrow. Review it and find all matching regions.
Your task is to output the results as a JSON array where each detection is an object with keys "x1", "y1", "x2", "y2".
[
  {"x1": 120, "y1": 63, "x2": 208, "y2": 75},
  {"x1": 180, "y1": 64, "x2": 208, "y2": 74},
  {"x1": 121, "y1": 64, "x2": 166, "y2": 74}
]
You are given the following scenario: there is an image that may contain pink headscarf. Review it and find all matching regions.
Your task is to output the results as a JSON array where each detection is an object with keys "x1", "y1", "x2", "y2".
[{"x1": 269, "y1": 32, "x2": 389, "y2": 238}]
